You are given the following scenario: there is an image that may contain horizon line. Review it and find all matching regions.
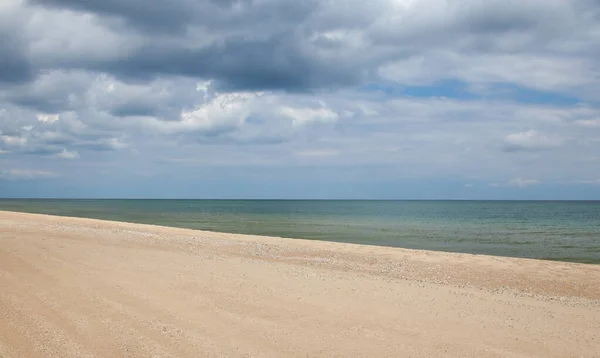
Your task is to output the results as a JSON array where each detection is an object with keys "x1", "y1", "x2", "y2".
[{"x1": 2, "y1": 198, "x2": 600, "y2": 202}]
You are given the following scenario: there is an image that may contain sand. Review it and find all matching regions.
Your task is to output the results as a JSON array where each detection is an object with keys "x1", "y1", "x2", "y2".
[{"x1": 0, "y1": 210, "x2": 599, "y2": 357}]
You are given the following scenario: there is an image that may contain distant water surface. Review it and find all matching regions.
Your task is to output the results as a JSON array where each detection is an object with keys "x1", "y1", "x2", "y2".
[{"x1": 1, "y1": 199, "x2": 599, "y2": 264}]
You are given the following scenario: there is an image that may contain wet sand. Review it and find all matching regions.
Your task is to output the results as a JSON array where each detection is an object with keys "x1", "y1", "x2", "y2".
[{"x1": 1, "y1": 210, "x2": 599, "y2": 357}]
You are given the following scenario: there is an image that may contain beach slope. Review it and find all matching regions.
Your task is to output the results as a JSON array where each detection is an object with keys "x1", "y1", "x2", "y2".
[{"x1": 1, "y1": 210, "x2": 599, "y2": 357}]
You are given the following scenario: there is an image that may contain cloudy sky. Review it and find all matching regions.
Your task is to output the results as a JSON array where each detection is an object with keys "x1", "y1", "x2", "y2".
[{"x1": 1, "y1": 0, "x2": 600, "y2": 199}]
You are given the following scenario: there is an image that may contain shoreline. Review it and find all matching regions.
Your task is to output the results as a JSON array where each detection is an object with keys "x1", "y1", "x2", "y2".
[
  {"x1": 1, "y1": 206, "x2": 598, "y2": 265},
  {"x1": 2, "y1": 210, "x2": 600, "y2": 299},
  {"x1": 1, "y1": 210, "x2": 599, "y2": 357}
]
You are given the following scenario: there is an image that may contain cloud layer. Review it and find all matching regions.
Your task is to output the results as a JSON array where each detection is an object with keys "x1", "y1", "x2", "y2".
[{"x1": 1, "y1": 0, "x2": 599, "y2": 198}]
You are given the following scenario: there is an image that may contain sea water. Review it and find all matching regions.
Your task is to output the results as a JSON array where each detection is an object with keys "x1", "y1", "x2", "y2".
[{"x1": 1, "y1": 199, "x2": 598, "y2": 263}]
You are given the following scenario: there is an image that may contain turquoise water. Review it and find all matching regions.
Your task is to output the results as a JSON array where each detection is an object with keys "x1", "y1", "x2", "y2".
[{"x1": 1, "y1": 199, "x2": 599, "y2": 264}]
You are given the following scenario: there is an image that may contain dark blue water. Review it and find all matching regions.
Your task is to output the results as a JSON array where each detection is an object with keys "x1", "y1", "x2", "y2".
[{"x1": 1, "y1": 199, "x2": 598, "y2": 263}]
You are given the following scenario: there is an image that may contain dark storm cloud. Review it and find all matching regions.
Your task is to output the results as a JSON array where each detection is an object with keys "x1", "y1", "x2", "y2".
[
  {"x1": 29, "y1": 0, "x2": 317, "y2": 34},
  {"x1": 25, "y1": 0, "x2": 361, "y2": 92},
  {"x1": 2, "y1": 71, "x2": 90, "y2": 113},
  {"x1": 455, "y1": 1, "x2": 545, "y2": 33},
  {"x1": 97, "y1": 34, "x2": 362, "y2": 91},
  {"x1": 22, "y1": 145, "x2": 63, "y2": 156},
  {"x1": 20, "y1": 0, "x2": 597, "y2": 95},
  {"x1": 0, "y1": 33, "x2": 34, "y2": 84},
  {"x1": 108, "y1": 104, "x2": 160, "y2": 118},
  {"x1": 29, "y1": 0, "x2": 198, "y2": 33},
  {"x1": 10, "y1": 93, "x2": 74, "y2": 114}
]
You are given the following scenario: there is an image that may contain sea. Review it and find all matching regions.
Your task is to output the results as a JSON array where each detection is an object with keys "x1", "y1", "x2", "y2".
[{"x1": 1, "y1": 199, "x2": 599, "y2": 264}]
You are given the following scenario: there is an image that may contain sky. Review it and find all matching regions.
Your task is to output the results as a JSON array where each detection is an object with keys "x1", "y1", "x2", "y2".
[{"x1": 1, "y1": 0, "x2": 600, "y2": 199}]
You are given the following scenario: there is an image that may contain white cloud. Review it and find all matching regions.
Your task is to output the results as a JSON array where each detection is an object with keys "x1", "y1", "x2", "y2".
[
  {"x1": 104, "y1": 138, "x2": 127, "y2": 150},
  {"x1": 572, "y1": 179, "x2": 600, "y2": 185},
  {"x1": 503, "y1": 130, "x2": 562, "y2": 151},
  {"x1": 0, "y1": 169, "x2": 57, "y2": 180},
  {"x1": 295, "y1": 149, "x2": 340, "y2": 158},
  {"x1": 379, "y1": 54, "x2": 594, "y2": 95},
  {"x1": 135, "y1": 90, "x2": 262, "y2": 136},
  {"x1": 2, "y1": 81, "x2": 600, "y2": 184},
  {"x1": 490, "y1": 178, "x2": 540, "y2": 188},
  {"x1": 55, "y1": 148, "x2": 79, "y2": 159},
  {"x1": 281, "y1": 106, "x2": 339, "y2": 128},
  {"x1": 508, "y1": 178, "x2": 540, "y2": 188},
  {"x1": 180, "y1": 92, "x2": 258, "y2": 132},
  {"x1": 574, "y1": 119, "x2": 600, "y2": 127},
  {"x1": 1, "y1": 135, "x2": 27, "y2": 147},
  {"x1": 37, "y1": 113, "x2": 59, "y2": 123},
  {"x1": 195, "y1": 80, "x2": 213, "y2": 101}
]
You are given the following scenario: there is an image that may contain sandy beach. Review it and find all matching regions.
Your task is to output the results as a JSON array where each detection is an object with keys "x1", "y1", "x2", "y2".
[{"x1": 0, "y1": 211, "x2": 599, "y2": 357}]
